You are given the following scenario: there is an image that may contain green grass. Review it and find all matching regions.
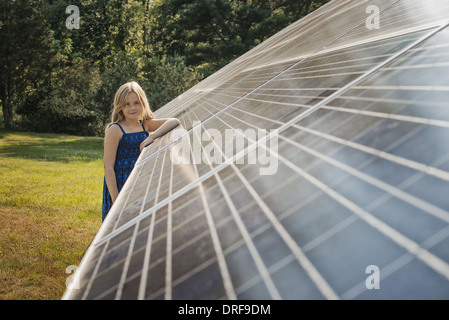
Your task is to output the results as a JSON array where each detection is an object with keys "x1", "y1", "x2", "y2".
[{"x1": 0, "y1": 129, "x2": 104, "y2": 299}]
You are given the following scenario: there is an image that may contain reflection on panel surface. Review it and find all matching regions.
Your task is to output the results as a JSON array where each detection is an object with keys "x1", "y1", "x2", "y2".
[{"x1": 63, "y1": 0, "x2": 449, "y2": 300}]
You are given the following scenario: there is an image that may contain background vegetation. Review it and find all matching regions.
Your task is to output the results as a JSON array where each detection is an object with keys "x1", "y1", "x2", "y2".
[{"x1": 0, "y1": 0, "x2": 330, "y2": 136}]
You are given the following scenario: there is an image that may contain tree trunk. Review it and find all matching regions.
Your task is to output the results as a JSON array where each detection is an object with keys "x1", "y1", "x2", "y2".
[
  {"x1": 0, "y1": 82, "x2": 13, "y2": 129},
  {"x1": 2, "y1": 99, "x2": 14, "y2": 129}
]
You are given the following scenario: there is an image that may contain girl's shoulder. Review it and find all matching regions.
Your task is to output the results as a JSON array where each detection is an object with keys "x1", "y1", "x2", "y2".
[
  {"x1": 106, "y1": 122, "x2": 125, "y2": 138},
  {"x1": 142, "y1": 118, "x2": 153, "y2": 132}
]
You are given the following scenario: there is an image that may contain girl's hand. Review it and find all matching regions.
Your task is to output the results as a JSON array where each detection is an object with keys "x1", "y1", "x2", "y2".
[{"x1": 140, "y1": 136, "x2": 154, "y2": 151}]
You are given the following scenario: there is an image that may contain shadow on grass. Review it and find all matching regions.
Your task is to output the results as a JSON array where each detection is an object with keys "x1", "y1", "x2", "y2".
[{"x1": 0, "y1": 130, "x2": 104, "y2": 162}]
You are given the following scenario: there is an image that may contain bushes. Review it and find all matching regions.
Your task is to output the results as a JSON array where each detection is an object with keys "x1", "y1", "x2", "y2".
[
  {"x1": 17, "y1": 58, "x2": 102, "y2": 136},
  {"x1": 142, "y1": 55, "x2": 204, "y2": 110},
  {"x1": 17, "y1": 54, "x2": 203, "y2": 136}
]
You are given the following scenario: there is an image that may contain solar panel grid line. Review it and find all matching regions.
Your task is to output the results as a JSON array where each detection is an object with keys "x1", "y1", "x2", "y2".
[
  {"x1": 183, "y1": 42, "x2": 447, "y2": 296},
  {"x1": 147, "y1": 26, "x2": 406, "y2": 171},
  {"x1": 337, "y1": 223, "x2": 449, "y2": 299},
  {"x1": 183, "y1": 102, "x2": 356, "y2": 290},
  {"x1": 75, "y1": 240, "x2": 107, "y2": 299},
  {"x1": 344, "y1": 223, "x2": 449, "y2": 299},
  {"x1": 92, "y1": 22, "x2": 447, "y2": 249},
  {"x1": 95, "y1": 114, "x2": 440, "y2": 292},
  {"x1": 288, "y1": 28, "x2": 426, "y2": 63},
  {"x1": 207, "y1": 33, "x2": 438, "y2": 111},
  {"x1": 219, "y1": 86, "x2": 449, "y2": 122},
  {"x1": 186, "y1": 104, "x2": 284, "y2": 300},
  {"x1": 294, "y1": 114, "x2": 449, "y2": 217},
  {"x1": 216, "y1": 143, "x2": 340, "y2": 299},
  {"x1": 191, "y1": 0, "x2": 349, "y2": 80},
  {"x1": 156, "y1": 0, "x2": 382, "y2": 120},
  {"x1": 342, "y1": 253, "x2": 415, "y2": 299},
  {"x1": 182, "y1": 107, "x2": 338, "y2": 299},
  {"x1": 160, "y1": 144, "x2": 173, "y2": 299},
  {"x1": 79, "y1": 135, "x2": 169, "y2": 300},
  {"x1": 342, "y1": 217, "x2": 449, "y2": 299},
  {"x1": 213, "y1": 95, "x2": 449, "y2": 186},
  {"x1": 201, "y1": 14, "x2": 446, "y2": 298},
  {"x1": 201, "y1": 91, "x2": 449, "y2": 237},
  {"x1": 156, "y1": 0, "x2": 446, "y2": 122},
  {"x1": 74, "y1": 159, "x2": 149, "y2": 300},
  {"x1": 144, "y1": 117, "x2": 226, "y2": 295},
  {"x1": 322, "y1": 104, "x2": 449, "y2": 128},
  {"x1": 154, "y1": 1, "x2": 423, "y2": 138},
  {"x1": 224, "y1": 92, "x2": 449, "y2": 120},
  {"x1": 143, "y1": 196, "x2": 209, "y2": 299},
  {"x1": 301, "y1": 20, "x2": 448, "y2": 66},
  {"x1": 278, "y1": 134, "x2": 449, "y2": 226},
  {"x1": 309, "y1": 21, "x2": 442, "y2": 60},
  {"x1": 112, "y1": 149, "x2": 167, "y2": 299},
  {"x1": 328, "y1": 89, "x2": 449, "y2": 107},
  {"x1": 135, "y1": 64, "x2": 298, "y2": 167},
  {"x1": 240, "y1": 0, "x2": 401, "y2": 72},
  {"x1": 251, "y1": 135, "x2": 449, "y2": 284},
  {"x1": 214, "y1": 173, "x2": 283, "y2": 299},
  {"x1": 185, "y1": 112, "x2": 243, "y2": 300},
  {"x1": 363, "y1": 151, "x2": 449, "y2": 214},
  {"x1": 110, "y1": 134, "x2": 170, "y2": 231},
  {"x1": 292, "y1": 124, "x2": 449, "y2": 182},
  {"x1": 136, "y1": 182, "x2": 162, "y2": 299},
  {"x1": 114, "y1": 217, "x2": 139, "y2": 299},
  {"x1": 183, "y1": 115, "x2": 306, "y2": 300},
  {"x1": 133, "y1": 48, "x2": 320, "y2": 170},
  {"x1": 354, "y1": 85, "x2": 449, "y2": 91},
  {"x1": 136, "y1": 137, "x2": 172, "y2": 298},
  {"x1": 231, "y1": 165, "x2": 340, "y2": 300},
  {"x1": 268, "y1": 55, "x2": 388, "y2": 77},
  {"x1": 137, "y1": 199, "x2": 157, "y2": 299},
  {"x1": 228, "y1": 0, "x2": 349, "y2": 68},
  {"x1": 172, "y1": 116, "x2": 300, "y2": 298}
]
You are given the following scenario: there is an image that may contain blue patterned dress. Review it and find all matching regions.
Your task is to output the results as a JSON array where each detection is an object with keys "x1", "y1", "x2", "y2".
[{"x1": 102, "y1": 122, "x2": 149, "y2": 221}]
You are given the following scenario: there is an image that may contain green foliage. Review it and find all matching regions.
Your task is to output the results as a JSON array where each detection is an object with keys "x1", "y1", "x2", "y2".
[
  {"x1": 149, "y1": 0, "x2": 331, "y2": 76},
  {"x1": 1, "y1": 0, "x2": 330, "y2": 136},
  {"x1": 18, "y1": 58, "x2": 102, "y2": 136},
  {"x1": 142, "y1": 55, "x2": 204, "y2": 111},
  {"x1": 94, "y1": 51, "x2": 144, "y2": 126},
  {"x1": 0, "y1": 0, "x2": 54, "y2": 129}
]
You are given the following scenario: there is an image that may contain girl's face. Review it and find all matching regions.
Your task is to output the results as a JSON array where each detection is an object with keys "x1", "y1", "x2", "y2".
[{"x1": 122, "y1": 92, "x2": 142, "y2": 121}]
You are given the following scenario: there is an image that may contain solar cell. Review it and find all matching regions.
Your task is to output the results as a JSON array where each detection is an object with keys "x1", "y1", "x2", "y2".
[{"x1": 63, "y1": 0, "x2": 449, "y2": 300}]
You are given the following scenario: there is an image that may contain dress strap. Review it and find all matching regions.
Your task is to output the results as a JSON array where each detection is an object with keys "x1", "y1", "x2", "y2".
[
  {"x1": 139, "y1": 120, "x2": 146, "y2": 132},
  {"x1": 110, "y1": 122, "x2": 126, "y2": 134}
]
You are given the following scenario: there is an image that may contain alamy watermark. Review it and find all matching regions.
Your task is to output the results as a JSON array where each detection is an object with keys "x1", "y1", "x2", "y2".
[
  {"x1": 365, "y1": 264, "x2": 380, "y2": 289},
  {"x1": 169, "y1": 122, "x2": 279, "y2": 176},
  {"x1": 65, "y1": 265, "x2": 80, "y2": 290},
  {"x1": 65, "y1": 5, "x2": 80, "y2": 30},
  {"x1": 366, "y1": 5, "x2": 380, "y2": 30}
]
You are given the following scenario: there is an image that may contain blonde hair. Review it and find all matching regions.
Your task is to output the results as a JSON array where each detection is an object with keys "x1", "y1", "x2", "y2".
[{"x1": 105, "y1": 81, "x2": 154, "y2": 133}]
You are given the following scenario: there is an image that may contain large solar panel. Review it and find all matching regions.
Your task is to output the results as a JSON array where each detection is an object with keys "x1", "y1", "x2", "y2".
[{"x1": 63, "y1": 0, "x2": 449, "y2": 300}]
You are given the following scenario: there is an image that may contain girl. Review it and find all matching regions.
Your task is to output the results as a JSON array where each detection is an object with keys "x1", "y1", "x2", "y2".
[{"x1": 102, "y1": 81, "x2": 180, "y2": 221}]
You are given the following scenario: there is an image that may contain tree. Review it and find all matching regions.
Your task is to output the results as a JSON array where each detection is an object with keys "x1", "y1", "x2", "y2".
[
  {"x1": 0, "y1": 0, "x2": 54, "y2": 129},
  {"x1": 18, "y1": 58, "x2": 102, "y2": 135},
  {"x1": 142, "y1": 54, "x2": 204, "y2": 110},
  {"x1": 148, "y1": 0, "x2": 331, "y2": 77}
]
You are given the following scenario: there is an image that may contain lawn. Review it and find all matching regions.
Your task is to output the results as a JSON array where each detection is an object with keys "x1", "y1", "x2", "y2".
[{"x1": 0, "y1": 129, "x2": 104, "y2": 300}]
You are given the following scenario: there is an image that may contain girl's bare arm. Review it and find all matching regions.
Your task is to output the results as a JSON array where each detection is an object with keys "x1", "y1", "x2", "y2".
[
  {"x1": 104, "y1": 125, "x2": 122, "y2": 202},
  {"x1": 140, "y1": 118, "x2": 180, "y2": 151}
]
